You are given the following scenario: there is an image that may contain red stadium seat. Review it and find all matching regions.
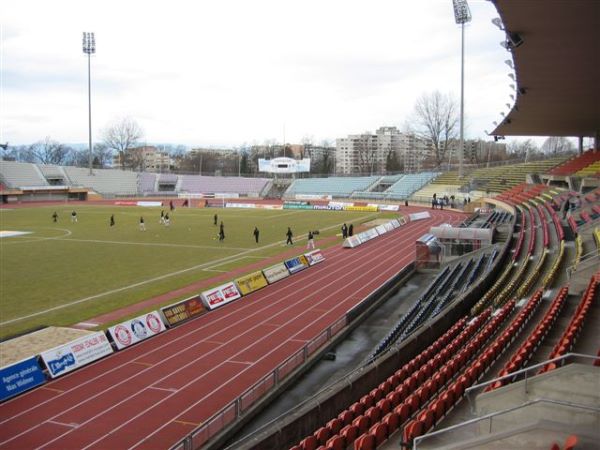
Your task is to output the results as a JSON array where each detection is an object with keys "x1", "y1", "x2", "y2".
[
  {"x1": 300, "y1": 435, "x2": 318, "y2": 450},
  {"x1": 326, "y1": 418, "x2": 343, "y2": 435},
  {"x1": 376, "y1": 398, "x2": 392, "y2": 415},
  {"x1": 564, "y1": 434, "x2": 578, "y2": 450},
  {"x1": 417, "y1": 409, "x2": 435, "y2": 431},
  {"x1": 394, "y1": 403, "x2": 411, "y2": 424},
  {"x1": 350, "y1": 402, "x2": 365, "y2": 417},
  {"x1": 383, "y1": 411, "x2": 400, "y2": 434},
  {"x1": 339, "y1": 425, "x2": 359, "y2": 446},
  {"x1": 314, "y1": 427, "x2": 331, "y2": 446},
  {"x1": 338, "y1": 410, "x2": 354, "y2": 426},
  {"x1": 352, "y1": 416, "x2": 370, "y2": 435},
  {"x1": 325, "y1": 435, "x2": 345, "y2": 450},
  {"x1": 369, "y1": 422, "x2": 388, "y2": 446},
  {"x1": 386, "y1": 390, "x2": 402, "y2": 408},
  {"x1": 353, "y1": 433, "x2": 376, "y2": 450},
  {"x1": 364, "y1": 406, "x2": 381, "y2": 424},
  {"x1": 402, "y1": 420, "x2": 425, "y2": 443},
  {"x1": 360, "y1": 394, "x2": 374, "y2": 409}
]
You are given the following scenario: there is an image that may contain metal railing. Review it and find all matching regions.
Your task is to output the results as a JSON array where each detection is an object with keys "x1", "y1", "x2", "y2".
[
  {"x1": 412, "y1": 397, "x2": 600, "y2": 450},
  {"x1": 464, "y1": 352, "x2": 599, "y2": 414},
  {"x1": 170, "y1": 316, "x2": 347, "y2": 450}
]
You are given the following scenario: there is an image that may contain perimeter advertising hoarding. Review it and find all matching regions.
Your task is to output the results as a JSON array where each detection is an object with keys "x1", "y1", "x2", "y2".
[
  {"x1": 258, "y1": 157, "x2": 310, "y2": 173},
  {"x1": 161, "y1": 296, "x2": 207, "y2": 327},
  {"x1": 234, "y1": 271, "x2": 269, "y2": 296},
  {"x1": 262, "y1": 263, "x2": 290, "y2": 284},
  {"x1": 343, "y1": 235, "x2": 363, "y2": 248},
  {"x1": 343, "y1": 205, "x2": 379, "y2": 212},
  {"x1": 1, "y1": 357, "x2": 47, "y2": 401},
  {"x1": 375, "y1": 224, "x2": 388, "y2": 236},
  {"x1": 40, "y1": 332, "x2": 114, "y2": 379},
  {"x1": 304, "y1": 249, "x2": 325, "y2": 266},
  {"x1": 107, "y1": 311, "x2": 167, "y2": 350},
  {"x1": 200, "y1": 282, "x2": 242, "y2": 310},
  {"x1": 284, "y1": 255, "x2": 309, "y2": 274}
]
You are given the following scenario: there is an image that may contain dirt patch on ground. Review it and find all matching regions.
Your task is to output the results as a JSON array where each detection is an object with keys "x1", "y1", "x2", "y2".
[{"x1": 0, "y1": 326, "x2": 94, "y2": 367}]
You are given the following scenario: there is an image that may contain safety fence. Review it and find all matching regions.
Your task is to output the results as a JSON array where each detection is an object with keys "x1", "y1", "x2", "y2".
[{"x1": 171, "y1": 316, "x2": 348, "y2": 450}]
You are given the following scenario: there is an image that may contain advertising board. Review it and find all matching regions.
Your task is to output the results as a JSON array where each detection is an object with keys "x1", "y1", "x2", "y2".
[
  {"x1": 40, "y1": 332, "x2": 114, "y2": 379},
  {"x1": 107, "y1": 311, "x2": 167, "y2": 350}
]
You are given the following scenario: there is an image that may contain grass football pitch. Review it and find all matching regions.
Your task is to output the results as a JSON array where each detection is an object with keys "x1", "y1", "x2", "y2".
[{"x1": 0, "y1": 204, "x2": 388, "y2": 340}]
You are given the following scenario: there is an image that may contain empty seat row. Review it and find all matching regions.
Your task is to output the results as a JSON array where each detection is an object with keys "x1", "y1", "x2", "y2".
[
  {"x1": 401, "y1": 301, "x2": 517, "y2": 446},
  {"x1": 486, "y1": 287, "x2": 567, "y2": 391},
  {"x1": 539, "y1": 273, "x2": 600, "y2": 374},
  {"x1": 543, "y1": 240, "x2": 566, "y2": 288},
  {"x1": 471, "y1": 262, "x2": 514, "y2": 316},
  {"x1": 290, "y1": 312, "x2": 490, "y2": 450},
  {"x1": 516, "y1": 250, "x2": 548, "y2": 299}
]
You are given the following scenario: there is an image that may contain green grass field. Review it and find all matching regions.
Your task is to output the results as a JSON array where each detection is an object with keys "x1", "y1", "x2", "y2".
[{"x1": 0, "y1": 204, "x2": 387, "y2": 340}]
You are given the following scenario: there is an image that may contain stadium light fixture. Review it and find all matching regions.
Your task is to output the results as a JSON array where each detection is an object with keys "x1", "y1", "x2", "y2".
[
  {"x1": 506, "y1": 103, "x2": 511, "y2": 109},
  {"x1": 452, "y1": 0, "x2": 471, "y2": 179},
  {"x1": 509, "y1": 94, "x2": 515, "y2": 101},
  {"x1": 491, "y1": 17, "x2": 504, "y2": 31},
  {"x1": 500, "y1": 40, "x2": 510, "y2": 50},
  {"x1": 492, "y1": 121, "x2": 498, "y2": 126},
  {"x1": 518, "y1": 87, "x2": 527, "y2": 95},
  {"x1": 509, "y1": 84, "x2": 516, "y2": 90},
  {"x1": 83, "y1": 32, "x2": 96, "y2": 176},
  {"x1": 504, "y1": 59, "x2": 513, "y2": 69},
  {"x1": 508, "y1": 73, "x2": 515, "y2": 81}
]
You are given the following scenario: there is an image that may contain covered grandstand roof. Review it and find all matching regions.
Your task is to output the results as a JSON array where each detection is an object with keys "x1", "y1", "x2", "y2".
[{"x1": 491, "y1": 0, "x2": 600, "y2": 138}]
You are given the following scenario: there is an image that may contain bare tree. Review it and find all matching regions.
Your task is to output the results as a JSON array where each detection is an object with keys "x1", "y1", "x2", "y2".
[
  {"x1": 28, "y1": 137, "x2": 73, "y2": 165},
  {"x1": 101, "y1": 117, "x2": 144, "y2": 169},
  {"x1": 507, "y1": 139, "x2": 540, "y2": 162},
  {"x1": 411, "y1": 91, "x2": 459, "y2": 168},
  {"x1": 541, "y1": 137, "x2": 574, "y2": 156}
]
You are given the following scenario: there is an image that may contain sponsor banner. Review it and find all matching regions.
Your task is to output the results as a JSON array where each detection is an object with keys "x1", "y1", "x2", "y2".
[
  {"x1": 225, "y1": 202, "x2": 256, "y2": 209},
  {"x1": 283, "y1": 204, "x2": 314, "y2": 210},
  {"x1": 200, "y1": 282, "x2": 242, "y2": 310},
  {"x1": 312, "y1": 204, "x2": 333, "y2": 211},
  {"x1": 254, "y1": 204, "x2": 283, "y2": 210},
  {"x1": 40, "y1": 332, "x2": 114, "y2": 379},
  {"x1": 284, "y1": 255, "x2": 309, "y2": 274},
  {"x1": 234, "y1": 271, "x2": 269, "y2": 296},
  {"x1": 137, "y1": 201, "x2": 162, "y2": 207},
  {"x1": 377, "y1": 204, "x2": 400, "y2": 212},
  {"x1": 383, "y1": 222, "x2": 395, "y2": 232},
  {"x1": 304, "y1": 249, "x2": 325, "y2": 266},
  {"x1": 262, "y1": 263, "x2": 290, "y2": 284},
  {"x1": 343, "y1": 205, "x2": 379, "y2": 212},
  {"x1": 161, "y1": 296, "x2": 207, "y2": 327},
  {"x1": 215, "y1": 193, "x2": 239, "y2": 198},
  {"x1": 284, "y1": 201, "x2": 309, "y2": 206},
  {"x1": 1, "y1": 357, "x2": 47, "y2": 401},
  {"x1": 375, "y1": 224, "x2": 388, "y2": 235},
  {"x1": 329, "y1": 201, "x2": 354, "y2": 208},
  {"x1": 114, "y1": 201, "x2": 138, "y2": 206},
  {"x1": 409, "y1": 211, "x2": 431, "y2": 221},
  {"x1": 390, "y1": 219, "x2": 401, "y2": 228},
  {"x1": 343, "y1": 235, "x2": 363, "y2": 248},
  {"x1": 107, "y1": 311, "x2": 167, "y2": 350},
  {"x1": 296, "y1": 194, "x2": 332, "y2": 200},
  {"x1": 358, "y1": 228, "x2": 379, "y2": 242}
]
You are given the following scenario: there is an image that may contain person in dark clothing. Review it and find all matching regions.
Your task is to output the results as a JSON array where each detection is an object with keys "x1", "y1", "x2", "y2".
[
  {"x1": 341, "y1": 223, "x2": 348, "y2": 239},
  {"x1": 253, "y1": 226, "x2": 260, "y2": 243},
  {"x1": 307, "y1": 230, "x2": 315, "y2": 250},
  {"x1": 52, "y1": 211, "x2": 58, "y2": 223},
  {"x1": 110, "y1": 214, "x2": 115, "y2": 226},
  {"x1": 219, "y1": 222, "x2": 225, "y2": 242},
  {"x1": 348, "y1": 224, "x2": 354, "y2": 236},
  {"x1": 214, "y1": 213, "x2": 218, "y2": 226},
  {"x1": 169, "y1": 200, "x2": 175, "y2": 211},
  {"x1": 160, "y1": 209, "x2": 165, "y2": 224},
  {"x1": 71, "y1": 210, "x2": 78, "y2": 223},
  {"x1": 286, "y1": 227, "x2": 293, "y2": 245}
]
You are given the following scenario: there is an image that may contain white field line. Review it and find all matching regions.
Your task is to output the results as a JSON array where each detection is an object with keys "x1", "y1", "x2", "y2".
[{"x1": 1, "y1": 214, "x2": 375, "y2": 326}]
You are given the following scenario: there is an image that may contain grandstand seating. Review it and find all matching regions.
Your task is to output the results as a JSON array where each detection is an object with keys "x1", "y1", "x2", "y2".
[
  {"x1": 382, "y1": 172, "x2": 440, "y2": 199},
  {"x1": 64, "y1": 166, "x2": 139, "y2": 195},
  {"x1": 139, "y1": 172, "x2": 157, "y2": 193},
  {"x1": 547, "y1": 150, "x2": 600, "y2": 176},
  {"x1": 0, "y1": 161, "x2": 48, "y2": 187},
  {"x1": 284, "y1": 176, "x2": 379, "y2": 198},
  {"x1": 179, "y1": 175, "x2": 269, "y2": 195}
]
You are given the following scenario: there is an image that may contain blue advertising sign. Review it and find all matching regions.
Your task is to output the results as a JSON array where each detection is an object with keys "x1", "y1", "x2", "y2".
[
  {"x1": 284, "y1": 255, "x2": 309, "y2": 274},
  {"x1": 1, "y1": 356, "x2": 47, "y2": 401}
]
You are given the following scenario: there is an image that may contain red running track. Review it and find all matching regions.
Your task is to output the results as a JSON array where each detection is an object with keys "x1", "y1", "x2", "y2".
[{"x1": 0, "y1": 209, "x2": 464, "y2": 450}]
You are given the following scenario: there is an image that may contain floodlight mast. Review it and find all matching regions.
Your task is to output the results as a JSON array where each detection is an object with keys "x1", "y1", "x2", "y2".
[
  {"x1": 83, "y1": 32, "x2": 96, "y2": 175},
  {"x1": 452, "y1": 0, "x2": 471, "y2": 179}
]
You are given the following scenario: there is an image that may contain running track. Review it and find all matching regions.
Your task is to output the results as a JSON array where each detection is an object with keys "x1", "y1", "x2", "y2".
[{"x1": 0, "y1": 209, "x2": 464, "y2": 450}]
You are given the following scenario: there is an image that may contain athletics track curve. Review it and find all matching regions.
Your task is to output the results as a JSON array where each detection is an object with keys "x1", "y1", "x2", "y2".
[{"x1": 0, "y1": 208, "x2": 464, "y2": 450}]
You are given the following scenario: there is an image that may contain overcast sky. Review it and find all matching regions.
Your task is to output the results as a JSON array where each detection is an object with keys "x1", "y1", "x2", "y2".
[{"x1": 1, "y1": 0, "x2": 519, "y2": 148}]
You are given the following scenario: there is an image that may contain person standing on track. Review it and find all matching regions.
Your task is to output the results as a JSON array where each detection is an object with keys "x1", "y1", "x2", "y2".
[
  {"x1": 253, "y1": 226, "x2": 260, "y2": 244},
  {"x1": 307, "y1": 230, "x2": 315, "y2": 250},
  {"x1": 348, "y1": 224, "x2": 354, "y2": 236},
  {"x1": 286, "y1": 227, "x2": 293, "y2": 245}
]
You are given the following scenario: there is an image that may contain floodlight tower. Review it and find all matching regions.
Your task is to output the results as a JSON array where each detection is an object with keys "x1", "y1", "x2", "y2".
[
  {"x1": 452, "y1": 0, "x2": 471, "y2": 179},
  {"x1": 82, "y1": 32, "x2": 96, "y2": 175}
]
